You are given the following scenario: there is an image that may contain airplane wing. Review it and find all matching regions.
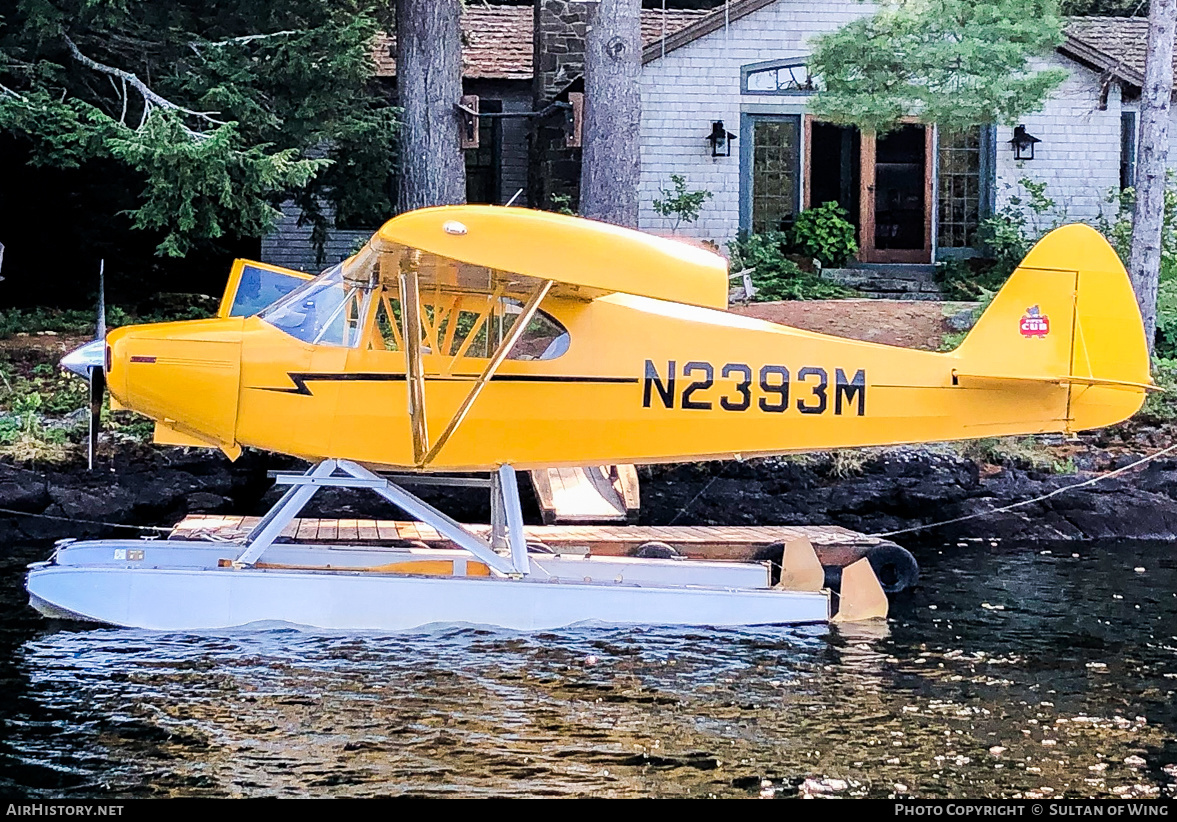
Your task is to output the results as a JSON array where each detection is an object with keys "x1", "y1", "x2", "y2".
[{"x1": 372, "y1": 205, "x2": 730, "y2": 310}]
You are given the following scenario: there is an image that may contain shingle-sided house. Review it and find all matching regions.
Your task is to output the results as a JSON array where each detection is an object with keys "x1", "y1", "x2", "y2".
[
  {"x1": 263, "y1": 1, "x2": 1162, "y2": 286},
  {"x1": 638, "y1": 1, "x2": 1158, "y2": 271}
]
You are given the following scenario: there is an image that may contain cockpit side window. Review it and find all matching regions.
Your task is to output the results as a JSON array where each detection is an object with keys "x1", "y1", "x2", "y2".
[
  {"x1": 367, "y1": 289, "x2": 568, "y2": 361},
  {"x1": 496, "y1": 298, "x2": 569, "y2": 360}
]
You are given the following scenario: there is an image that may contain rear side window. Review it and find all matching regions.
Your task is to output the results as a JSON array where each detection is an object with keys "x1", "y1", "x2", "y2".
[{"x1": 370, "y1": 293, "x2": 569, "y2": 360}]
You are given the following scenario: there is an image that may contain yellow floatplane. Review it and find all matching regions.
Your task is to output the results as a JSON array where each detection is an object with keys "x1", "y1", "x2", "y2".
[{"x1": 29, "y1": 206, "x2": 1150, "y2": 631}]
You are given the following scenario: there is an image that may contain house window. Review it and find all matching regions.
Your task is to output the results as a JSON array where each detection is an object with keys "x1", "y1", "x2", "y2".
[
  {"x1": 742, "y1": 59, "x2": 819, "y2": 95},
  {"x1": 465, "y1": 99, "x2": 502, "y2": 204},
  {"x1": 937, "y1": 127, "x2": 995, "y2": 251},
  {"x1": 937, "y1": 129, "x2": 982, "y2": 249},
  {"x1": 746, "y1": 116, "x2": 802, "y2": 234},
  {"x1": 1121, "y1": 111, "x2": 1138, "y2": 190}
]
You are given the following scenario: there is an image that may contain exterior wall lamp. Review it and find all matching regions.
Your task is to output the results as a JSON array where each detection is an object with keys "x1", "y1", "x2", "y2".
[
  {"x1": 1009, "y1": 125, "x2": 1041, "y2": 161},
  {"x1": 707, "y1": 120, "x2": 736, "y2": 157}
]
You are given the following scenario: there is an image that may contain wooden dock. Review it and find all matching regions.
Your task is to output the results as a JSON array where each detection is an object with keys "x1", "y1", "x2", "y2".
[
  {"x1": 529, "y1": 465, "x2": 640, "y2": 525},
  {"x1": 169, "y1": 514, "x2": 887, "y2": 565}
]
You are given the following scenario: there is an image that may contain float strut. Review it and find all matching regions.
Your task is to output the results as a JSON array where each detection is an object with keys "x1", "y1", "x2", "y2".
[
  {"x1": 336, "y1": 460, "x2": 527, "y2": 577},
  {"x1": 498, "y1": 464, "x2": 530, "y2": 576},
  {"x1": 234, "y1": 460, "x2": 338, "y2": 567}
]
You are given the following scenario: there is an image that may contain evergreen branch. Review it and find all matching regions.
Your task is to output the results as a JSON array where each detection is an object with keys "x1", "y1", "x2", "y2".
[
  {"x1": 200, "y1": 29, "x2": 298, "y2": 45},
  {"x1": 63, "y1": 36, "x2": 226, "y2": 133},
  {"x1": 188, "y1": 30, "x2": 303, "y2": 54}
]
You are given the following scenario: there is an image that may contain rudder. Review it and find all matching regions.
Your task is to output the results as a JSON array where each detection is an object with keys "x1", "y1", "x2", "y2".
[{"x1": 953, "y1": 224, "x2": 1149, "y2": 431}]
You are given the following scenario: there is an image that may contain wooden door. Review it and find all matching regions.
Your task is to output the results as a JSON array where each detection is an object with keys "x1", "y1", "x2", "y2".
[{"x1": 858, "y1": 125, "x2": 933, "y2": 264}]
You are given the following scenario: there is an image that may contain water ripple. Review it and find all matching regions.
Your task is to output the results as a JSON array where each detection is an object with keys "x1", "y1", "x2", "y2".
[{"x1": 1, "y1": 541, "x2": 1176, "y2": 797}]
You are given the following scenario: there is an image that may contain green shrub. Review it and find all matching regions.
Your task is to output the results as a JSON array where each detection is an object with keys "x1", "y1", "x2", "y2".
[
  {"x1": 1097, "y1": 182, "x2": 1177, "y2": 285},
  {"x1": 0, "y1": 298, "x2": 215, "y2": 340},
  {"x1": 652, "y1": 174, "x2": 713, "y2": 233},
  {"x1": 1141, "y1": 356, "x2": 1177, "y2": 423},
  {"x1": 547, "y1": 193, "x2": 576, "y2": 216},
  {"x1": 1156, "y1": 280, "x2": 1177, "y2": 358},
  {"x1": 978, "y1": 177, "x2": 1063, "y2": 282},
  {"x1": 936, "y1": 258, "x2": 1007, "y2": 301},
  {"x1": 1095, "y1": 178, "x2": 1177, "y2": 357},
  {"x1": 790, "y1": 201, "x2": 858, "y2": 268},
  {"x1": 728, "y1": 232, "x2": 857, "y2": 301}
]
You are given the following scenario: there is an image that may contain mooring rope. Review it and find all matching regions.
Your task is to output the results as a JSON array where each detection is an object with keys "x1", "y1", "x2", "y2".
[
  {"x1": 0, "y1": 506, "x2": 173, "y2": 534},
  {"x1": 667, "y1": 462, "x2": 734, "y2": 525},
  {"x1": 871, "y1": 441, "x2": 1177, "y2": 539},
  {"x1": 4, "y1": 438, "x2": 1176, "y2": 542}
]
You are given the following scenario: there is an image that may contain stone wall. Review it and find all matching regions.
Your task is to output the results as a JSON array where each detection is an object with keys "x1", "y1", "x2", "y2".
[
  {"x1": 528, "y1": 0, "x2": 591, "y2": 211},
  {"x1": 533, "y1": 0, "x2": 591, "y2": 104}
]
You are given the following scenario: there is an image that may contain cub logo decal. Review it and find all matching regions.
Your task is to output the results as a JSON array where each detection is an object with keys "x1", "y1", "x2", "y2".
[{"x1": 1019, "y1": 305, "x2": 1050, "y2": 338}]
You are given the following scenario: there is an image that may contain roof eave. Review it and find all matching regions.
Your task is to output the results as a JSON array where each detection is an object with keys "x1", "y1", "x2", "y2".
[
  {"x1": 641, "y1": 0, "x2": 779, "y2": 64},
  {"x1": 1058, "y1": 34, "x2": 1145, "y2": 89}
]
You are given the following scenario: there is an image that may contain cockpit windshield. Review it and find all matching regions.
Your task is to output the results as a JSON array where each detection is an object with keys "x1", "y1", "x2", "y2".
[
  {"x1": 260, "y1": 263, "x2": 370, "y2": 347},
  {"x1": 258, "y1": 247, "x2": 569, "y2": 359}
]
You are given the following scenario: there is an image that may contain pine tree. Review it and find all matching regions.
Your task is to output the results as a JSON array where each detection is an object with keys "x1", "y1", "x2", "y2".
[
  {"x1": 1129, "y1": 0, "x2": 1176, "y2": 354},
  {"x1": 808, "y1": 0, "x2": 1067, "y2": 135},
  {"x1": 0, "y1": 0, "x2": 399, "y2": 259},
  {"x1": 395, "y1": 0, "x2": 465, "y2": 210},
  {"x1": 580, "y1": 0, "x2": 642, "y2": 228}
]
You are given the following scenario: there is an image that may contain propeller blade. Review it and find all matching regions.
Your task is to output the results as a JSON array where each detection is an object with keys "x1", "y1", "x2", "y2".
[
  {"x1": 88, "y1": 365, "x2": 104, "y2": 471},
  {"x1": 96, "y1": 259, "x2": 106, "y2": 342},
  {"x1": 86, "y1": 260, "x2": 107, "y2": 470}
]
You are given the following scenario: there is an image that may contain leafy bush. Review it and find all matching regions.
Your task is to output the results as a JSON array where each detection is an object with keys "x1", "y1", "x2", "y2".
[
  {"x1": 790, "y1": 201, "x2": 858, "y2": 268},
  {"x1": 547, "y1": 193, "x2": 576, "y2": 216},
  {"x1": 978, "y1": 177, "x2": 1063, "y2": 281},
  {"x1": 1141, "y1": 356, "x2": 1177, "y2": 424},
  {"x1": 936, "y1": 258, "x2": 1007, "y2": 301},
  {"x1": 1097, "y1": 182, "x2": 1177, "y2": 286},
  {"x1": 728, "y1": 232, "x2": 857, "y2": 301},
  {"x1": 652, "y1": 174, "x2": 713, "y2": 232},
  {"x1": 0, "y1": 297, "x2": 215, "y2": 339},
  {"x1": 1156, "y1": 279, "x2": 1177, "y2": 358},
  {"x1": 1096, "y1": 178, "x2": 1177, "y2": 358}
]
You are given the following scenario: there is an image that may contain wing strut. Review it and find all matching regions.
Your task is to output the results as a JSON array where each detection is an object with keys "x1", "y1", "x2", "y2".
[
  {"x1": 399, "y1": 250, "x2": 431, "y2": 463},
  {"x1": 421, "y1": 280, "x2": 554, "y2": 467}
]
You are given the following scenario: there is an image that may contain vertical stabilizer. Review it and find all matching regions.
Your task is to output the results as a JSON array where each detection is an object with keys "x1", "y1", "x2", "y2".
[{"x1": 952, "y1": 224, "x2": 1150, "y2": 431}]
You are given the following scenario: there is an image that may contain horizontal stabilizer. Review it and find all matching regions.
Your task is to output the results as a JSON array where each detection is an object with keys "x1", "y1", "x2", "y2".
[{"x1": 953, "y1": 372, "x2": 1160, "y2": 392}]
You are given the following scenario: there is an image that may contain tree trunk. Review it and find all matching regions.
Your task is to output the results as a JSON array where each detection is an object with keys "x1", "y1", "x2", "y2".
[
  {"x1": 579, "y1": 0, "x2": 641, "y2": 228},
  {"x1": 1130, "y1": 0, "x2": 1177, "y2": 355},
  {"x1": 396, "y1": 0, "x2": 465, "y2": 211}
]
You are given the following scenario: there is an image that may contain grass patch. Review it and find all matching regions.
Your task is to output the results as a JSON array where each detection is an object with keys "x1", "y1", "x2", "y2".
[
  {"x1": 827, "y1": 448, "x2": 872, "y2": 478},
  {"x1": 956, "y1": 436, "x2": 1077, "y2": 474},
  {"x1": 0, "y1": 294, "x2": 217, "y2": 340}
]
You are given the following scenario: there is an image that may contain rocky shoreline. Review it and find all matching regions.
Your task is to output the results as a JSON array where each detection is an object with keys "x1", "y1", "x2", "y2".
[{"x1": 4, "y1": 433, "x2": 1177, "y2": 551}]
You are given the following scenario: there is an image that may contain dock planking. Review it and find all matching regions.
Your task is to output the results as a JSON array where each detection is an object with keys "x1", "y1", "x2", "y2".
[{"x1": 169, "y1": 514, "x2": 884, "y2": 563}]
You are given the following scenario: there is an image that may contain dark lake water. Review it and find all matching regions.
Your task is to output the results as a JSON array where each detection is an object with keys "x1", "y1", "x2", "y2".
[{"x1": 1, "y1": 540, "x2": 1176, "y2": 798}]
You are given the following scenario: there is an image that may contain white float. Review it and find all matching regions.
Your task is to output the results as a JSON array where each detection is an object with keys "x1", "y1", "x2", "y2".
[{"x1": 26, "y1": 460, "x2": 882, "y2": 632}]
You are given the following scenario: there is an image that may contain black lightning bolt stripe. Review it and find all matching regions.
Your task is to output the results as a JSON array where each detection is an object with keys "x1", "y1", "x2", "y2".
[{"x1": 255, "y1": 372, "x2": 639, "y2": 396}]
